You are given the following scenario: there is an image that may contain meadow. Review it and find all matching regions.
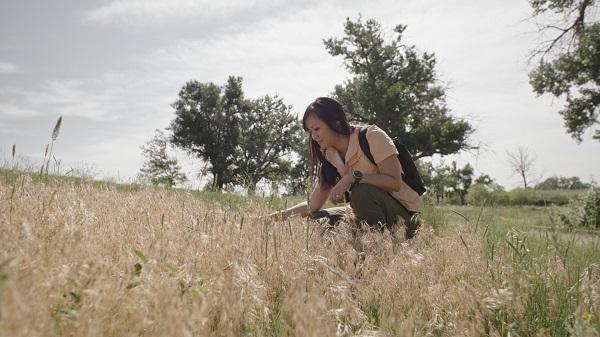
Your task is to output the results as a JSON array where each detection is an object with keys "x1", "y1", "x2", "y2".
[{"x1": 1, "y1": 172, "x2": 599, "y2": 337}]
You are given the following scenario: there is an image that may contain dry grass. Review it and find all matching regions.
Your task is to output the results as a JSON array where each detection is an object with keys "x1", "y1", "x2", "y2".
[{"x1": 1, "y1": 174, "x2": 599, "y2": 337}]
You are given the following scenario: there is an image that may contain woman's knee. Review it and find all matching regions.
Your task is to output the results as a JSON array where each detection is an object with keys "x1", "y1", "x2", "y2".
[{"x1": 350, "y1": 184, "x2": 387, "y2": 225}]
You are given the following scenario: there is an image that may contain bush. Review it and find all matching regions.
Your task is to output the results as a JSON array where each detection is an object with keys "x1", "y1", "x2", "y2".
[
  {"x1": 559, "y1": 189, "x2": 600, "y2": 229},
  {"x1": 465, "y1": 183, "x2": 510, "y2": 206},
  {"x1": 582, "y1": 189, "x2": 600, "y2": 228},
  {"x1": 507, "y1": 188, "x2": 538, "y2": 206},
  {"x1": 535, "y1": 189, "x2": 582, "y2": 206},
  {"x1": 465, "y1": 186, "x2": 579, "y2": 207},
  {"x1": 494, "y1": 190, "x2": 510, "y2": 206},
  {"x1": 465, "y1": 183, "x2": 493, "y2": 206}
]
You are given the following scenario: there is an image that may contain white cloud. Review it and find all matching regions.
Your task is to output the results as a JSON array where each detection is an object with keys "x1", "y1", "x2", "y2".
[
  {"x1": 84, "y1": 0, "x2": 205, "y2": 23},
  {"x1": 137, "y1": 9, "x2": 347, "y2": 111},
  {"x1": 0, "y1": 72, "x2": 177, "y2": 123},
  {"x1": 0, "y1": 62, "x2": 20, "y2": 74},
  {"x1": 83, "y1": 0, "x2": 315, "y2": 29}
]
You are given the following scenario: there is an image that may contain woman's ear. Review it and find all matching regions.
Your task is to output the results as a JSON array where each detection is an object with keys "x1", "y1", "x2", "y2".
[{"x1": 335, "y1": 120, "x2": 342, "y2": 130}]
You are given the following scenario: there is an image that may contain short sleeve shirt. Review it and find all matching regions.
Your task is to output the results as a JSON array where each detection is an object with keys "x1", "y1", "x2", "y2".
[{"x1": 341, "y1": 125, "x2": 423, "y2": 212}]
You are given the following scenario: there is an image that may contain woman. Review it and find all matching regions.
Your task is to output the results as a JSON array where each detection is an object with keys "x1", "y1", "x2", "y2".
[{"x1": 273, "y1": 97, "x2": 423, "y2": 239}]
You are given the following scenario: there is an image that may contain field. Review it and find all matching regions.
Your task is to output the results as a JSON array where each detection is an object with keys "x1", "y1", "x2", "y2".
[{"x1": 1, "y1": 173, "x2": 599, "y2": 337}]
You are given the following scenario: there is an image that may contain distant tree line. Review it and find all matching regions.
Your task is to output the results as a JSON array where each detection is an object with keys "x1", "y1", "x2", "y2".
[{"x1": 535, "y1": 176, "x2": 592, "y2": 190}]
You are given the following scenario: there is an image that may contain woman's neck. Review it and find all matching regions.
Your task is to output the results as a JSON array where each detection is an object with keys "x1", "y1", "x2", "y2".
[{"x1": 331, "y1": 134, "x2": 350, "y2": 157}]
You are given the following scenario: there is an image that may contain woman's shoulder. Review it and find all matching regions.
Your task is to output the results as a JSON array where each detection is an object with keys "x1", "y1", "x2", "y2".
[
  {"x1": 364, "y1": 124, "x2": 392, "y2": 142},
  {"x1": 358, "y1": 124, "x2": 397, "y2": 162}
]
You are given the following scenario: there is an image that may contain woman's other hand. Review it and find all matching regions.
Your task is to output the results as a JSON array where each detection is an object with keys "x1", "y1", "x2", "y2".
[{"x1": 329, "y1": 174, "x2": 354, "y2": 204}]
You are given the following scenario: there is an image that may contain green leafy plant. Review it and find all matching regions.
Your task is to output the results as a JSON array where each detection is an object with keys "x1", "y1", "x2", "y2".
[{"x1": 559, "y1": 189, "x2": 600, "y2": 229}]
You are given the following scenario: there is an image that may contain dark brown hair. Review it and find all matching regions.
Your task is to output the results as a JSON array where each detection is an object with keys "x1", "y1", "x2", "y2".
[{"x1": 302, "y1": 97, "x2": 354, "y2": 189}]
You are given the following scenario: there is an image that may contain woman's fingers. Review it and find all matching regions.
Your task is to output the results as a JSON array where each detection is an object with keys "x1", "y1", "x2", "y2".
[{"x1": 330, "y1": 191, "x2": 342, "y2": 204}]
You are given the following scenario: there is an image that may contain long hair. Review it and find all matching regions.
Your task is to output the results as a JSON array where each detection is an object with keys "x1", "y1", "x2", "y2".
[{"x1": 302, "y1": 97, "x2": 354, "y2": 189}]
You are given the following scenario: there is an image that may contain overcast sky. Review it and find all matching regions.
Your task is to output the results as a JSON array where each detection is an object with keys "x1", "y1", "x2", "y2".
[{"x1": 1, "y1": 0, "x2": 599, "y2": 189}]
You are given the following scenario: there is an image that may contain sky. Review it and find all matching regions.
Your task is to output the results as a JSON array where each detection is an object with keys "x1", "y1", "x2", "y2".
[{"x1": 1, "y1": 0, "x2": 599, "y2": 190}]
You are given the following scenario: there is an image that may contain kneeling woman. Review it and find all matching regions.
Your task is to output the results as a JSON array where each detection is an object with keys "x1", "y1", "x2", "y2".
[{"x1": 273, "y1": 97, "x2": 423, "y2": 239}]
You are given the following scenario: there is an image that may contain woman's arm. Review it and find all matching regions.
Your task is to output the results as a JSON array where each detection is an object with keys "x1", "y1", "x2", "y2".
[
  {"x1": 271, "y1": 184, "x2": 332, "y2": 220},
  {"x1": 361, "y1": 154, "x2": 403, "y2": 192}
]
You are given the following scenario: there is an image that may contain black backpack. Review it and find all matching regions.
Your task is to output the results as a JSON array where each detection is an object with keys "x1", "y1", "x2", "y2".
[{"x1": 358, "y1": 127, "x2": 427, "y2": 196}]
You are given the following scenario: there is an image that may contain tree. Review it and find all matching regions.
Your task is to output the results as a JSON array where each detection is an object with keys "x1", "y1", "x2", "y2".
[
  {"x1": 425, "y1": 161, "x2": 473, "y2": 204},
  {"x1": 139, "y1": 129, "x2": 187, "y2": 187},
  {"x1": 170, "y1": 76, "x2": 302, "y2": 192},
  {"x1": 170, "y1": 76, "x2": 244, "y2": 189},
  {"x1": 324, "y1": 17, "x2": 474, "y2": 159},
  {"x1": 450, "y1": 162, "x2": 474, "y2": 204},
  {"x1": 430, "y1": 163, "x2": 452, "y2": 203},
  {"x1": 474, "y1": 174, "x2": 495, "y2": 186},
  {"x1": 535, "y1": 175, "x2": 591, "y2": 189},
  {"x1": 528, "y1": 0, "x2": 600, "y2": 141},
  {"x1": 232, "y1": 95, "x2": 304, "y2": 194},
  {"x1": 507, "y1": 146, "x2": 537, "y2": 188}
]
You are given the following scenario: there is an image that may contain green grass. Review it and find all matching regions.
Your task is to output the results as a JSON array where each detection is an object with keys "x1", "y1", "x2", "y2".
[{"x1": 422, "y1": 204, "x2": 599, "y2": 337}]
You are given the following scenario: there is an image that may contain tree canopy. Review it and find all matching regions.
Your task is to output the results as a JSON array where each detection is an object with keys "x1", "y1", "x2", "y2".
[
  {"x1": 170, "y1": 77, "x2": 242, "y2": 189},
  {"x1": 529, "y1": 0, "x2": 600, "y2": 141},
  {"x1": 169, "y1": 76, "x2": 302, "y2": 192},
  {"x1": 233, "y1": 95, "x2": 303, "y2": 194},
  {"x1": 324, "y1": 17, "x2": 473, "y2": 159}
]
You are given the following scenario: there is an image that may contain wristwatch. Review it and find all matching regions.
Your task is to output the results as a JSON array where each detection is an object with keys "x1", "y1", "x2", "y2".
[{"x1": 352, "y1": 170, "x2": 363, "y2": 185}]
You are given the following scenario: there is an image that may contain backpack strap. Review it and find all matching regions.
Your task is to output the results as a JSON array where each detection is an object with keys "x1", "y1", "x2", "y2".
[{"x1": 358, "y1": 126, "x2": 376, "y2": 164}]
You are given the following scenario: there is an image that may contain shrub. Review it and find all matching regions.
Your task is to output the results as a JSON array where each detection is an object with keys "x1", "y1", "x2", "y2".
[
  {"x1": 507, "y1": 188, "x2": 538, "y2": 206},
  {"x1": 494, "y1": 190, "x2": 510, "y2": 206},
  {"x1": 559, "y1": 189, "x2": 600, "y2": 229},
  {"x1": 581, "y1": 189, "x2": 600, "y2": 228},
  {"x1": 535, "y1": 189, "x2": 581, "y2": 206},
  {"x1": 465, "y1": 183, "x2": 493, "y2": 206},
  {"x1": 465, "y1": 183, "x2": 510, "y2": 206}
]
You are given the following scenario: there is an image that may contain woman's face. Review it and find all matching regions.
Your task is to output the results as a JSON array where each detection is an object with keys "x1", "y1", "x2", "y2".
[{"x1": 305, "y1": 113, "x2": 336, "y2": 149}]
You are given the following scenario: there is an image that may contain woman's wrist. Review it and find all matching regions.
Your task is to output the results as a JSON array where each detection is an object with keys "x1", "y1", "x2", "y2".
[{"x1": 345, "y1": 173, "x2": 357, "y2": 189}]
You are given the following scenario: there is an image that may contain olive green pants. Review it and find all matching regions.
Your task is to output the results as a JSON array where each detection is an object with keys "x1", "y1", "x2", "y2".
[{"x1": 310, "y1": 184, "x2": 421, "y2": 239}]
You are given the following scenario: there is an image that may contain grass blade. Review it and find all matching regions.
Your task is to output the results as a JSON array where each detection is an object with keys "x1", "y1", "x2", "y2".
[{"x1": 133, "y1": 249, "x2": 148, "y2": 263}]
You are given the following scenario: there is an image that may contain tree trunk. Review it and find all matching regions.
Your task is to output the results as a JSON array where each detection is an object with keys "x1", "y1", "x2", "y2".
[{"x1": 214, "y1": 172, "x2": 225, "y2": 190}]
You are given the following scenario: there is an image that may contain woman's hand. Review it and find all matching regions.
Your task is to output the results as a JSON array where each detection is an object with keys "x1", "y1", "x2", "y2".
[
  {"x1": 329, "y1": 174, "x2": 355, "y2": 204},
  {"x1": 268, "y1": 210, "x2": 286, "y2": 221}
]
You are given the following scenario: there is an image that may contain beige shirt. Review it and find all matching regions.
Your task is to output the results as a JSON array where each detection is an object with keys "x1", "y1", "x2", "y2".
[{"x1": 326, "y1": 126, "x2": 423, "y2": 212}]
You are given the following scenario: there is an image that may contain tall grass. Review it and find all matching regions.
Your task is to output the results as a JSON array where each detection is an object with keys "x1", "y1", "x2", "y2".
[{"x1": 0, "y1": 174, "x2": 598, "y2": 336}]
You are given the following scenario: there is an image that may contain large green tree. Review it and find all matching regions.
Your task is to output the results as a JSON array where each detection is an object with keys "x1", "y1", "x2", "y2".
[
  {"x1": 529, "y1": 0, "x2": 600, "y2": 141},
  {"x1": 324, "y1": 17, "x2": 473, "y2": 159},
  {"x1": 233, "y1": 95, "x2": 304, "y2": 194},
  {"x1": 170, "y1": 76, "x2": 302, "y2": 192},
  {"x1": 170, "y1": 76, "x2": 243, "y2": 189}
]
